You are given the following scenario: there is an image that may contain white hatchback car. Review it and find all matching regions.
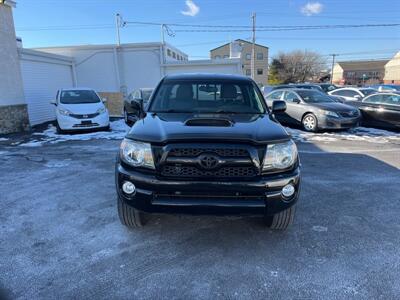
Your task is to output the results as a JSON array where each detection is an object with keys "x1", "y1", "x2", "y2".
[{"x1": 51, "y1": 88, "x2": 110, "y2": 133}]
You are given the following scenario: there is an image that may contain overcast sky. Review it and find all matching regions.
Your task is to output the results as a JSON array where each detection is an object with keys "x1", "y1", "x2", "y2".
[{"x1": 14, "y1": 0, "x2": 400, "y2": 63}]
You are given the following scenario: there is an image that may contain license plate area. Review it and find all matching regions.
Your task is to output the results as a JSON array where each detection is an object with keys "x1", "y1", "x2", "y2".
[{"x1": 81, "y1": 120, "x2": 93, "y2": 125}]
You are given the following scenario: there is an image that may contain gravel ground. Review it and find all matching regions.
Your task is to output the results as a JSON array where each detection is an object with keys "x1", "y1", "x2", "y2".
[{"x1": 0, "y1": 127, "x2": 399, "y2": 299}]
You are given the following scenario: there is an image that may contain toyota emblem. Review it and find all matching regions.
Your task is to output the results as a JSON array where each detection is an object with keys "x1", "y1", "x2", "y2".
[{"x1": 199, "y1": 154, "x2": 219, "y2": 169}]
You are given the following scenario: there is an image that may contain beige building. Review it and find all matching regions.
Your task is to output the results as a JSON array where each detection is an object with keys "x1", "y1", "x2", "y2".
[
  {"x1": 210, "y1": 39, "x2": 269, "y2": 85},
  {"x1": 332, "y1": 60, "x2": 389, "y2": 86},
  {"x1": 383, "y1": 51, "x2": 400, "y2": 84}
]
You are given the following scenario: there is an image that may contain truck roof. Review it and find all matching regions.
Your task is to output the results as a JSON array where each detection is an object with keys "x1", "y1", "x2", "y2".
[{"x1": 163, "y1": 73, "x2": 253, "y2": 82}]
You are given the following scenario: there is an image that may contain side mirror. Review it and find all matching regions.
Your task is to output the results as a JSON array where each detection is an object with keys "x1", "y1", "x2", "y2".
[
  {"x1": 50, "y1": 99, "x2": 57, "y2": 105},
  {"x1": 293, "y1": 98, "x2": 301, "y2": 104},
  {"x1": 272, "y1": 100, "x2": 286, "y2": 114},
  {"x1": 131, "y1": 99, "x2": 144, "y2": 117},
  {"x1": 102, "y1": 97, "x2": 107, "y2": 103},
  {"x1": 354, "y1": 95, "x2": 362, "y2": 100}
]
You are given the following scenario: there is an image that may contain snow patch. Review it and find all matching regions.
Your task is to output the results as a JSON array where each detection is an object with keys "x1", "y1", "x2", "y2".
[
  {"x1": 45, "y1": 161, "x2": 71, "y2": 168},
  {"x1": 0, "y1": 137, "x2": 9, "y2": 142},
  {"x1": 20, "y1": 119, "x2": 129, "y2": 147},
  {"x1": 287, "y1": 127, "x2": 400, "y2": 144},
  {"x1": 312, "y1": 225, "x2": 328, "y2": 232}
]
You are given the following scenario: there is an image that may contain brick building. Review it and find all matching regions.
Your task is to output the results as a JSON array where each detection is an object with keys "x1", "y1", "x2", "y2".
[{"x1": 332, "y1": 60, "x2": 389, "y2": 86}]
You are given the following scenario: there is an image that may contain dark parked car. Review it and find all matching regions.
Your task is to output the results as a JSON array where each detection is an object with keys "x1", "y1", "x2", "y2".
[
  {"x1": 347, "y1": 93, "x2": 400, "y2": 130},
  {"x1": 116, "y1": 74, "x2": 300, "y2": 230},
  {"x1": 328, "y1": 87, "x2": 377, "y2": 102},
  {"x1": 368, "y1": 84, "x2": 400, "y2": 93},
  {"x1": 124, "y1": 88, "x2": 154, "y2": 125},
  {"x1": 271, "y1": 84, "x2": 324, "y2": 93},
  {"x1": 265, "y1": 89, "x2": 360, "y2": 132},
  {"x1": 316, "y1": 83, "x2": 340, "y2": 93}
]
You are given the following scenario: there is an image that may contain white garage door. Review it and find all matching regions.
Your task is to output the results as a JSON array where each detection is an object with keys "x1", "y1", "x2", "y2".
[{"x1": 20, "y1": 60, "x2": 74, "y2": 125}]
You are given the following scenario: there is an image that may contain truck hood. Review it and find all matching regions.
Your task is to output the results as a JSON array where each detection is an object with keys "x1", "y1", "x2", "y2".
[{"x1": 126, "y1": 113, "x2": 290, "y2": 145}]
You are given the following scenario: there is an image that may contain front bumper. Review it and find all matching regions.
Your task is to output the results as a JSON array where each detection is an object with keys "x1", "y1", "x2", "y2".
[
  {"x1": 57, "y1": 112, "x2": 110, "y2": 131},
  {"x1": 116, "y1": 163, "x2": 300, "y2": 216},
  {"x1": 318, "y1": 115, "x2": 360, "y2": 129}
]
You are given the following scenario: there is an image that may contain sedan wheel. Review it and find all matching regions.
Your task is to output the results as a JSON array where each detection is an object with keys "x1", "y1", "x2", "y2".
[{"x1": 302, "y1": 114, "x2": 318, "y2": 132}]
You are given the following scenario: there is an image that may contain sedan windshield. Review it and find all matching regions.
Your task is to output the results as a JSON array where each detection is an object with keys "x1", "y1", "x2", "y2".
[
  {"x1": 297, "y1": 90, "x2": 335, "y2": 103},
  {"x1": 60, "y1": 90, "x2": 100, "y2": 104},
  {"x1": 142, "y1": 90, "x2": 153, "y2": 102},
  {"x1": 360, "y1": 89, "x2": 377, "y2": 96},
  {"x1": 149, "y1": 81, "x2": 266, "y2": 114}
]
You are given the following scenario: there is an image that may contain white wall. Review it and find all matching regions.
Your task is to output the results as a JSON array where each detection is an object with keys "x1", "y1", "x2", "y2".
[
  {"x1": 20, "y1": 50, "x2": 74, "y2": 125},
  {"x1": 37, "y1": 45, "x2": 164, "y2": 95},
  {"x1": 34, "y1": 45, "x2": 242, "y2": 98},
  {"x1": 0, "y1": 3, "x2": 25, "y2": 106}
]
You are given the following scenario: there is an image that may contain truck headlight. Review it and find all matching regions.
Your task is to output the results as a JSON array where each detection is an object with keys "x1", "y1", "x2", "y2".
[
  {"x1": 120, "y1": 139, "x2": 155, "y2": 169},
  {"x1": 263, "y1": 140, "x2": 298, "y2": 172}
]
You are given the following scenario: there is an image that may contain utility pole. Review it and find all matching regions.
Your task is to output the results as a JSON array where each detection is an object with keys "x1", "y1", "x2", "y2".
[
  {"x1": 115, "y1": 13, "x2": 121, "y2": 46},
  {"x1": 329, "y1": 53, "x2": 337, "y2": 84},
  {"x1": 161, "y1": 24, "x2": 165, "y2": 45},
  {"x1": 251, "y1": 12, "x2": 256, "y2": 80}
]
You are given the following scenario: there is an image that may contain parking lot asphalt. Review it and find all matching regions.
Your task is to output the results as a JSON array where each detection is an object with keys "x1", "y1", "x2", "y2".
[{"x1": 0, "y1": 127, "x2": 400, "y2": 299}]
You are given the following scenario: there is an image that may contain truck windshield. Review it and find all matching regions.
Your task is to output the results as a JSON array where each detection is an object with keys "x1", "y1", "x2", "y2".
[
  {"x1": 60, "y1": 90, "x2": 100, "y2": 104},
  {"x1": 149, "y1": 81, "x2": 266, "y2": 114}
]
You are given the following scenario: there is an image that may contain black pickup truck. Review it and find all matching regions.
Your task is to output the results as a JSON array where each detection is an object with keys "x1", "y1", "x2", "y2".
[{"x1": 115, "y1": 74, "x2": 301, "y2": 230}]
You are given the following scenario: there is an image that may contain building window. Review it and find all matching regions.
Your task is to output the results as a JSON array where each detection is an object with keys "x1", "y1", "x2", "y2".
[
  {"x1": 223, "y1": 55, "x2": 229, "y2": 59},
  {"x1": 257, "y1": 53, "x2": 263, "y2": 60},
  {"x1": 257, "y1": 68, "x2": 263, "y2": 75},
  {"x1": 167, "y1": 49, "x2": 171, "y2": 57},
  {"x1": 245, "y1": 69, "x2": 251, "y2": 76},
  {"x1": 172, "y1": 52, "x2": 176, "y2": 59},
  {"x1": 215, "y1": 55, "x2": 221, "y2": 59},
  {"x1": 246, "y1": 53, "x2": 251, "y2": 60}
]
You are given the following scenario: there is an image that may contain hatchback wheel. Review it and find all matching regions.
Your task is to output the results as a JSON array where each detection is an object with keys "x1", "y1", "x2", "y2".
[
  {"x1": 56, "y1": 121, "x2": 64, "y2": 134},
  {"x1": 302, "y1": 113, "x2": 318, "y2": 132}
]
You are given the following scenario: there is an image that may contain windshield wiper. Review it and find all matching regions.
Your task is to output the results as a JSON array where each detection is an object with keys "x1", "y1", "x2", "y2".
[{"x1": 215, "y1": 110, "x2": 262, "y2": 114}]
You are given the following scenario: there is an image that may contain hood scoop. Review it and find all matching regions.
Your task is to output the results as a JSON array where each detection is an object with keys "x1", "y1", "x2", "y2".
[{"x1": 184, "y1": 117, "x2": 233, "y2": 127}]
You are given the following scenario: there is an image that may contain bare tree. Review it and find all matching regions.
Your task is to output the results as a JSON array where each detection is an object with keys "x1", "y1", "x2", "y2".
[{"x1": 269, "y1": 50, "x2": 327, "y2": 83}]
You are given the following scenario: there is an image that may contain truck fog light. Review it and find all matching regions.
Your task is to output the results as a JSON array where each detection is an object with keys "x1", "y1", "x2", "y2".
[
  {"x1": 122, "y1": 181, "x2": 136, "y2": 195},
  {"x1": 282, "y1": 184, "x2": 295, "y2": 198}
]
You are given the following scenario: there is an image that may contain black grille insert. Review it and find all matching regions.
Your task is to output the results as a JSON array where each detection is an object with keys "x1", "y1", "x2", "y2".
[
  {"x1": 161, "y1": 165, "x2": 256, "y2": 178},
  {"x1": 169, "y1": 148, "x2": 248, "y2": 157}
]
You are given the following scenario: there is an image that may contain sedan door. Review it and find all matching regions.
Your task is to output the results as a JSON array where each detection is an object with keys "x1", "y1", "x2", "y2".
[
  {"x1": 283, "y1": 91, "x2": 305, "y2": 125},
  {"x1": 357, "y1": 94, "x2": 392, "y2": 128},
  {"x1": 381, "y1": 94, "x2": 400, "y2": 128}
]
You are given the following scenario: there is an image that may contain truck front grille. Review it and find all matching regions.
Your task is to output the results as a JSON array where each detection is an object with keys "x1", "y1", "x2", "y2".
[
  {"x1": 159, "y1": 145, "x2": 258, "y2": 180},
  {"x1": 161, "y1": 165, "x2": 256, "y2": 178}
]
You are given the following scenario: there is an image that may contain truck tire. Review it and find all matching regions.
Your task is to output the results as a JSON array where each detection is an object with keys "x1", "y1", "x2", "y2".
[
  {"x1": 117, "y1": 197, "x2": 145, "y2": 228},
  {"x1": 266, "y1": 205, "x2": 296, "y2": 230}
]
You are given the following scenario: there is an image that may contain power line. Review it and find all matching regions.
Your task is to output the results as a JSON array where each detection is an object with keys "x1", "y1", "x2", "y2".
[{"x1": 19, "y1": 21, "x2": 400, "y2": 32}]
